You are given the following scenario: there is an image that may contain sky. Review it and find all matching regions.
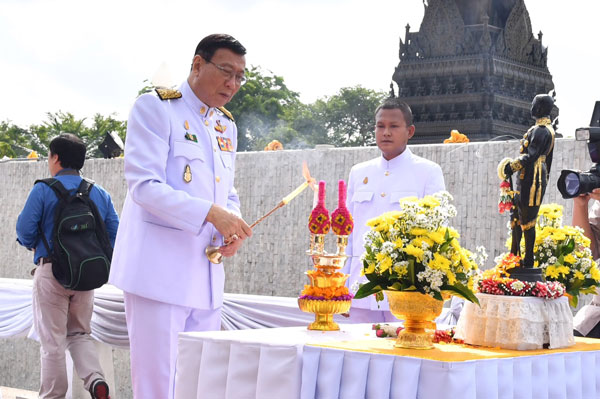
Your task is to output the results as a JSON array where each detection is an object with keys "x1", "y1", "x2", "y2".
[{"x1": 1, "y1": 0, "x2": 598, "y2": 138}]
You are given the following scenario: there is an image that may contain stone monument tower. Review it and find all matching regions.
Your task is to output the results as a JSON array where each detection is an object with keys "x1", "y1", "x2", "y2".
[{"x1": 392, "y1": 0, "x2": 557, "y2": 143}]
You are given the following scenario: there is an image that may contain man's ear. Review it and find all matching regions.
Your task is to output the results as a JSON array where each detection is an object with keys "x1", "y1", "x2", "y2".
[
  {"x1": 407, "y1": 125, "x2": 415, "y2": 140},
  {"x1": 191, "y1": 55, "x2": 205, "y2": 73}
]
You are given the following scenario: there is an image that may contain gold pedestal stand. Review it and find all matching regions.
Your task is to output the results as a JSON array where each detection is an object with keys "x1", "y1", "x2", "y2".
[
  {"x1": 386, "y1": 290, "x2": 445, "y2": 349},
  {"x1": 299, "y1": 235, "x2": 351, "y2": 331}
]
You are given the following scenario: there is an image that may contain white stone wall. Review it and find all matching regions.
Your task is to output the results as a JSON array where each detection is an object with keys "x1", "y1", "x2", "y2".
[{"x1": 1, "y1": 139, "x2": 591, "y2": 291}]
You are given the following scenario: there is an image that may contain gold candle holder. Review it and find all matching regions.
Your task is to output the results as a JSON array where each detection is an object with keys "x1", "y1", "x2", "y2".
[
  {"x1": 335, "y1": 235, "x2": 349, "y2": 255},
  {"x1": 298, "y1": 252, "x2": 351, "y2": 331},
  {"x1": 308, "y1": 234, "x2": 326, "y2": 255}
]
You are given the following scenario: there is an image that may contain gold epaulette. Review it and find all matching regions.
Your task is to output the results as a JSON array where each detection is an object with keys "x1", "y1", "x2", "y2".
[
  {"x1": 155, "y1": 88, "x2": 182, "y2": 101},
  {"x1": 217, "y1": 106, "x2": 235, "y2": 122}
]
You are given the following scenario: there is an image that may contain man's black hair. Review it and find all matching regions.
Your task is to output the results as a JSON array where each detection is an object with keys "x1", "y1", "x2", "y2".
[
  {"x1": 375, "y1": 97, "x2": 414, "y2": 126},
  {"x1": 194, "y1": 34, "x2": 247, "y2": 61},
  {"x1": 49, "y1": 133, "x2": 86, "y2": 171}
]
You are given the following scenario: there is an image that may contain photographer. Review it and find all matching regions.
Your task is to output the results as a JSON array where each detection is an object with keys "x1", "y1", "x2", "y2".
[{"x1": 572, "y1": 188, "x2": 600, "y2": 337}]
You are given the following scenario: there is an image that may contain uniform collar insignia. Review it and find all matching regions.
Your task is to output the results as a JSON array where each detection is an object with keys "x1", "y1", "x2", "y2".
[{"x1": 155, "y1": 87, "x2": 182, "y2": 100}]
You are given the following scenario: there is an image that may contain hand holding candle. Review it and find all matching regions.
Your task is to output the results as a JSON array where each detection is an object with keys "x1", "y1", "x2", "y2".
[{"x1": 249, "y1": 161, "x2": 316, "y2": 229}]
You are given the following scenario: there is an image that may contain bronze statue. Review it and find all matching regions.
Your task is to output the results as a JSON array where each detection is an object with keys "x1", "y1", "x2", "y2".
[{"x1": 498, "y1": 94, "x2": 556, "y2": 281}]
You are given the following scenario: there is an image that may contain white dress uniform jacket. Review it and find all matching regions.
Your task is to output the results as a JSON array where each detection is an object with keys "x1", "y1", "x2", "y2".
[
  {"x1": 109, "y1": 81, "x2": 240, "y2": 309},
  {"x1": 344, "y1": 148, "x2": 445, "y2": 310},
  {"x1": 574, "y1": 200, "x2": 600, "y2": 335}
]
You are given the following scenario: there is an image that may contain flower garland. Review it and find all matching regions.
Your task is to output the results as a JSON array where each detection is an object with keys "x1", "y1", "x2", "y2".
[
  {"x1": 498, "y1": 180, "x2": 514, "y2": 214},
  {"x1": 478, "y1": 278, "x2": 565, "y2": 299}
]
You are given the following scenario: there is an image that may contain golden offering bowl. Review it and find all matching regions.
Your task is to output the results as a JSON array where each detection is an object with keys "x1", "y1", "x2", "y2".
[
  {"x1": 307, "y1": 272, "x2": 348, "y2": 289},
  {"x1": 298, "y1": 299, "x2": 351, "y2": 331},
  {"x1": 310, "y1": 253, "x2": 347, "y2": 269},
  {"x1": 386, "y1": 290, "x2": 444, "y2": 350},
  {"x1": 205, "y1": 246, "x2": 223, "y2": 264}
]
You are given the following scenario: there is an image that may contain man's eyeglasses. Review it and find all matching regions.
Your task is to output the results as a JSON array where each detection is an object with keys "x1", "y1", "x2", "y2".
[{"x1": 205, "y1": 59, "x2": 247, "y2": 86}]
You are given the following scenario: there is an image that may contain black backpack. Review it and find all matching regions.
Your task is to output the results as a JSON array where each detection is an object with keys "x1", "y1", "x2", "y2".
[{"x1": 36, "y1": 178, "x2": 113, "y2": 291}]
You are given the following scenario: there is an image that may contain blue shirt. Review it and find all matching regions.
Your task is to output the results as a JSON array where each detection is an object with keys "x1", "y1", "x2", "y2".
[{"x1": 16, "y1": 172, "x2": 120, "y2": 265}]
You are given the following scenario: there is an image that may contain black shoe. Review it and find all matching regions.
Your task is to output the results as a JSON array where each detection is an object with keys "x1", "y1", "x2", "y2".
[{"x1": 89, "y1": 378, "x2": 110, "y2": 399}]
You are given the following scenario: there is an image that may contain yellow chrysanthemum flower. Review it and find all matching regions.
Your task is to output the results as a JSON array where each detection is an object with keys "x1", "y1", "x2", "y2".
[
  {"x1": 403, "y1": 244, "x2": 424, "y2": 261},
  {"x1": 564, "y1": 254, "x2": 577, "y2": 265},
  {"x1": 428, "y1": 230, "x2": 446, "y2": 245},
  {"x1": 410, "y1": 228, "x2": 429, "y2": 236},
  {"x1": 379, "y1": 256, "x2": 393, "y2": 273},
  {"x1": 545, "y1": 265, "x2": 560, "y2": 279},
  {"x1": 430, "y1": 253, "x2": 451, "y2": 271},
  {"x1": 393, "y1": 264, "x2": 408, "y2": 277},
  {"x1": 556, "y1": 265, "x2": 570, "y2": 277},
  {"x1": 363, "y1": 262, "x2": 376, "y2": 275}
]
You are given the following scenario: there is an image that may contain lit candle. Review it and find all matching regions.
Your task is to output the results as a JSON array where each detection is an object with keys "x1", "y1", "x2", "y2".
[{"x1": 282, "y1": 181, "x2": 309, "y2": 204}]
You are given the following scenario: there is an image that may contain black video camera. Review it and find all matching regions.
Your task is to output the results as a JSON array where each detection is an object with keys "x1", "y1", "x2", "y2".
[{"x1": 557, "y1": 101, "x2": 600, "y2": 198}]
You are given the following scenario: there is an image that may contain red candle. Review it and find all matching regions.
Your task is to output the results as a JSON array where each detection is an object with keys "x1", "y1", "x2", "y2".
[
  {"x1": 331, "y1": 180, "x2": 354, "y2": 236},
  {"x1": 308, "y1": 181, "x2": 330, "y2": 234}
]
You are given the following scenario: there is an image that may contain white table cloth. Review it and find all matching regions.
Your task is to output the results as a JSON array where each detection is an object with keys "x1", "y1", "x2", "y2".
[
  {"x1": 455, "y1": 293, "x2": 574, "y2": 350},
  {"x1": 175, "y1": 324, "x2": 600, "y2": 399}
]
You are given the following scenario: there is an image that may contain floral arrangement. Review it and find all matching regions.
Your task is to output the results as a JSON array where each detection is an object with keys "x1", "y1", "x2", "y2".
[
  {"x1": 443, "y1": 130, "x2": 469, "y2": 144},
  {"x1": 372, "y1": 324, "x2": 463, "y2": 344},
  {"x1": 354, "y1": 191, "x2": 485, "y2": 304},
  {"x1": 504, "y1": 204, "x2": 600, "y2": 307},
  {"x1": 299, "y1": 270, "x2": 353, "y2": 301}
]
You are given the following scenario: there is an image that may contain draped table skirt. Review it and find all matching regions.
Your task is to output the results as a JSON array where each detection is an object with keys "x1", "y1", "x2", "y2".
[
  {"x1": 175, "y1": 324, "x2": 600, "y2": 399},
  {"x1": 455, "y1": 293, "x2": 574, "y2": 350}
]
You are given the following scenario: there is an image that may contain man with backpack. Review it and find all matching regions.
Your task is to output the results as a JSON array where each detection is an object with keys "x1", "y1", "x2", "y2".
[{"x1": 16, "y1": 133, "x2": 119, "y2": 399}]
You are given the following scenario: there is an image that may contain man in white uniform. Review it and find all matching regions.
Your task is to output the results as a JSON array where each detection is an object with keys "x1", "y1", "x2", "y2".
[
  {"x1": 109, "y1": 34, "x2": 252, "y2": 398},
  {"x1": 344, "y1": 97, "x2": 445, "y2": 322},
  {"x1": 572, "y1": 188, "x2": 600, "y2": 337}
]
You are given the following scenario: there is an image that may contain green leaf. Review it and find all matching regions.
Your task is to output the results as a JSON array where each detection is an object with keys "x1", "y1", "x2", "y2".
[
  {"x1": 354, "y1": 281, "x2": 383, "y2": 299},
  {"x1": 440, "y1": 282, "x2": 480, "y2": 306},
  {"x1": 569, "y1": 294, "x2": 578, "y2": 308}
]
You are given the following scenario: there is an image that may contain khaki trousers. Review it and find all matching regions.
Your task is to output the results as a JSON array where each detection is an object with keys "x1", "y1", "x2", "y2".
[{"x1": 32, "y1": 261, "x2": 104, "y2": 399}]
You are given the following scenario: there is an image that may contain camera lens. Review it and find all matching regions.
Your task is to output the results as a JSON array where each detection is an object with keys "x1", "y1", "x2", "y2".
[{"x1": 564, "y1": 173, "x2": 580, "y2": 196}]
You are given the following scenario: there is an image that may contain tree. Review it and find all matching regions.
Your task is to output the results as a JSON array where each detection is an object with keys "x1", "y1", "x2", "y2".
[
  {"x1": 0, "y1": 121, "x2": 34, "y2": 157},
  {"x1": 317, "y1": 86, "x2": 388, "y2": 147},
  {"x1": 0, "y1": 111, "x2": 127, "y2": 159},
  {"x1": 226, "y1": 66, "x2": 301, "y2": 151}
]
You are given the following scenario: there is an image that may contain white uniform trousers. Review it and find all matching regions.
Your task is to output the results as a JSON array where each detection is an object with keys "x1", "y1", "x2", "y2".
[{"x1": 124, "y1": 291, "x2": 221, "y2": 399}]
